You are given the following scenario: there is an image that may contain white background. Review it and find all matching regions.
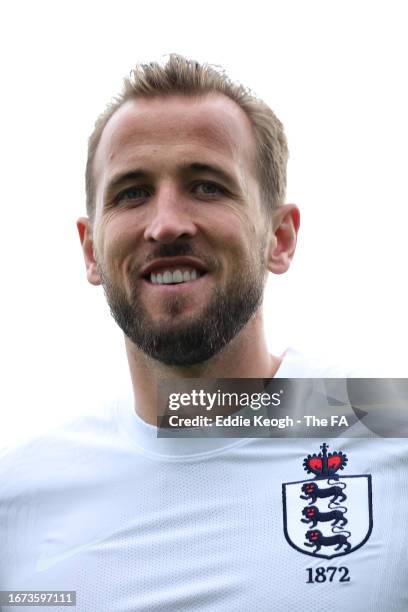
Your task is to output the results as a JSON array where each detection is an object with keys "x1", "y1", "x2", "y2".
[{"x1": 1, "y1": 1, "x2": 407, "y2": 447}]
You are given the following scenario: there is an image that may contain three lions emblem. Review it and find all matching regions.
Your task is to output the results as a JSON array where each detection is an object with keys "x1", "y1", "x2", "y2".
[{"x1": 282, "y1": 443, "x2": 373, "y2": 559}]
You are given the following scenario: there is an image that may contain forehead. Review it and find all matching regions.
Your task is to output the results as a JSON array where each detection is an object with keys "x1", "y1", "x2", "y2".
[{"x1": 93, "y1": 93, "x2": 258, "y2": 190}]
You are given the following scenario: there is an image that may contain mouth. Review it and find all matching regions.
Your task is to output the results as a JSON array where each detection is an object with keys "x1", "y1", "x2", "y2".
[
  {"x1": 140, "y1": 257, "x2": 209, "y2": 288},
  {"x1": 142, "y1": 267, "x2": 208, "y2": 291}
]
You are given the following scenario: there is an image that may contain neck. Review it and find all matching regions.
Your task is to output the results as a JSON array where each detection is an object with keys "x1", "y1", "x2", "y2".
[{"x1": 124, "y1": 310, "x2": 282, "y2": 425}]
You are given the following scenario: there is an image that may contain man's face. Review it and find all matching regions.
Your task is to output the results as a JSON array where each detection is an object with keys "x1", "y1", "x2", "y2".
[{"x1": 87, "y1": 94, "x2": 273, "y2": 366}]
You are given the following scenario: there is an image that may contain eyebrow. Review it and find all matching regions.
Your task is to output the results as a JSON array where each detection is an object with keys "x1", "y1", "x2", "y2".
[
  {"x1": 104, "y1": 162, "x2": 236, "y2": 199},
  {"x1": 186, "y1": 162, "x2": 235, "y2": 185}
]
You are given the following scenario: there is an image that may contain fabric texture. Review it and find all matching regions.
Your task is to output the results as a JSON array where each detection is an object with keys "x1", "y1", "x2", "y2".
[{"x1": 0, "y1": 349, "x2": 406, "y2": 611}]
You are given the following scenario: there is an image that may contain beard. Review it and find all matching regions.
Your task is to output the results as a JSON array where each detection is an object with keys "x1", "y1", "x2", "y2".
[{"x1": 97, "y1": 243, "x2": 266, "y2": 367}]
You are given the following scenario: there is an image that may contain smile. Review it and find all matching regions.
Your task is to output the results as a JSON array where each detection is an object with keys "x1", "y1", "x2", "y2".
[{"x1": 149, "y1": 268, "x2": 205, "y2": 285}]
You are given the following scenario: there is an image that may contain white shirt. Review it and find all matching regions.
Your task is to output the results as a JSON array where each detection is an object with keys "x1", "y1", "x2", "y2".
[{"x1": 1, "y1": 349, "x2": 407, "y2": 611}]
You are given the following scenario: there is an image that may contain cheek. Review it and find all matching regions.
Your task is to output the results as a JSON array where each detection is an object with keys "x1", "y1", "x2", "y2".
[
  {"x1": 94, "y1": 216, "x2": 137, "y2": 272},
  {"x1": 203, "y1": 206, "x2": 257, "y2": 244},
  {"x1": 212, "y1": 222, "x2": 264, "y2": 269}
]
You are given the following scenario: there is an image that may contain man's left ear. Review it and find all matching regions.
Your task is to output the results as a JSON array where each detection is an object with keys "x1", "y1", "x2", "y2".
[{"x1": 267, "y1": 204, "x2": 300, "y2": 274}]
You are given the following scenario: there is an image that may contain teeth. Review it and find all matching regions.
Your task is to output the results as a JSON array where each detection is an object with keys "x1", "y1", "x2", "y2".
[
  {"x1": 150, "y1": 269, "x2": 201, "y2": 285},
  {"x1": 173, "y1": 270, "x2": 183, "y2": 283}
]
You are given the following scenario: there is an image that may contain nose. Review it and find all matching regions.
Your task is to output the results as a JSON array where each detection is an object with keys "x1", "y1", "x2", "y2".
[{"x1": 143, "y1": 185, "x2": 197, "y2": 244}]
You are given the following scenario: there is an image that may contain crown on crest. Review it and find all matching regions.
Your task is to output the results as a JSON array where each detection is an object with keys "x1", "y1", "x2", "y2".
[{"x1": 303, "y1": 443, "x2": 348, "y2": 480}]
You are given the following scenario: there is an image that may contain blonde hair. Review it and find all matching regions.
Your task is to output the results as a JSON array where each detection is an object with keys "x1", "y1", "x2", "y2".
[{"x1": 85, "y1": 54, "x2": 288, "y2": 220}]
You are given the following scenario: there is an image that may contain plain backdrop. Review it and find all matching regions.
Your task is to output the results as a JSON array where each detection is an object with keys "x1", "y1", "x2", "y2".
[{"x1": 1, "y1": 0, "x2": 407, "y2": 447}]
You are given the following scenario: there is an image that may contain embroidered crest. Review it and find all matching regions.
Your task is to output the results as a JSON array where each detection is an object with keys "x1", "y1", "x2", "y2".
[{"x1": 282, "y1": 443, "x2": 373, "y2": 559}]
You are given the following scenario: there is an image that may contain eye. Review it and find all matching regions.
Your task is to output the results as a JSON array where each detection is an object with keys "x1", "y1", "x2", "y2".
[
  {"x1": 116, "y1": 186, "x2": 150, "y2": 203},
  {"x1": 193, "y1": 182, "x2": 224, "y2": 196}
]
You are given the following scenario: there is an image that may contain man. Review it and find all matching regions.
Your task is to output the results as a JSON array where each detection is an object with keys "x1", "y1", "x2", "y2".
[
  {"x1": 78, "y1": 54, "x2": 299, "y2": 424},
  {"x1": 0, "y1": 55, "x2": 406, "y2": 611}
]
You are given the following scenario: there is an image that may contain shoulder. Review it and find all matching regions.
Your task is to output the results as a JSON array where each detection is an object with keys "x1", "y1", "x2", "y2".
[
  {"x1": 276, "y1": 348, "x2": 357, "y2": 378},
  {"x1": 0, "y1": 398, "x2": 120, "y2": 500}
]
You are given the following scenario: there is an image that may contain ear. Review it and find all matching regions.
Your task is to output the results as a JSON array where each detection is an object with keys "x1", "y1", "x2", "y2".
[
  {"x1": 76, "y1": 217, "x2": 102, "y2": 286},
  {"x1": 267, "y1": 204, "x2": 300, "y2": 274}
]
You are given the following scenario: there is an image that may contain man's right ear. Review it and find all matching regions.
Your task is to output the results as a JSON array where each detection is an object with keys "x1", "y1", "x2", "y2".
[{"x1": 76, "y1": 217, "x2": 102, "y2": 286}]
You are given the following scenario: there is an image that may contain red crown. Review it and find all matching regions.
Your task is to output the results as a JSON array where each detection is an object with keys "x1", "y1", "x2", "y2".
[{"x1": 303, "y1": 443, "x2": 348, "y2": 479}]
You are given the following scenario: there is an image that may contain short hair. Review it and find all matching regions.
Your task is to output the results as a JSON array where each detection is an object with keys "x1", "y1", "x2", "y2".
[{"x1": 85, "y1": 54, "x2": 288, "y2": 221}]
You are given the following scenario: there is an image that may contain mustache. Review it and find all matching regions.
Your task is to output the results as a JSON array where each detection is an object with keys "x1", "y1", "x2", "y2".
[
  {"x1": 148, "y1": 242, "x2": 196, "y2": 258},
  {"x1": 140, "y1": 242, "x2": 219, "y2": 271}
]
